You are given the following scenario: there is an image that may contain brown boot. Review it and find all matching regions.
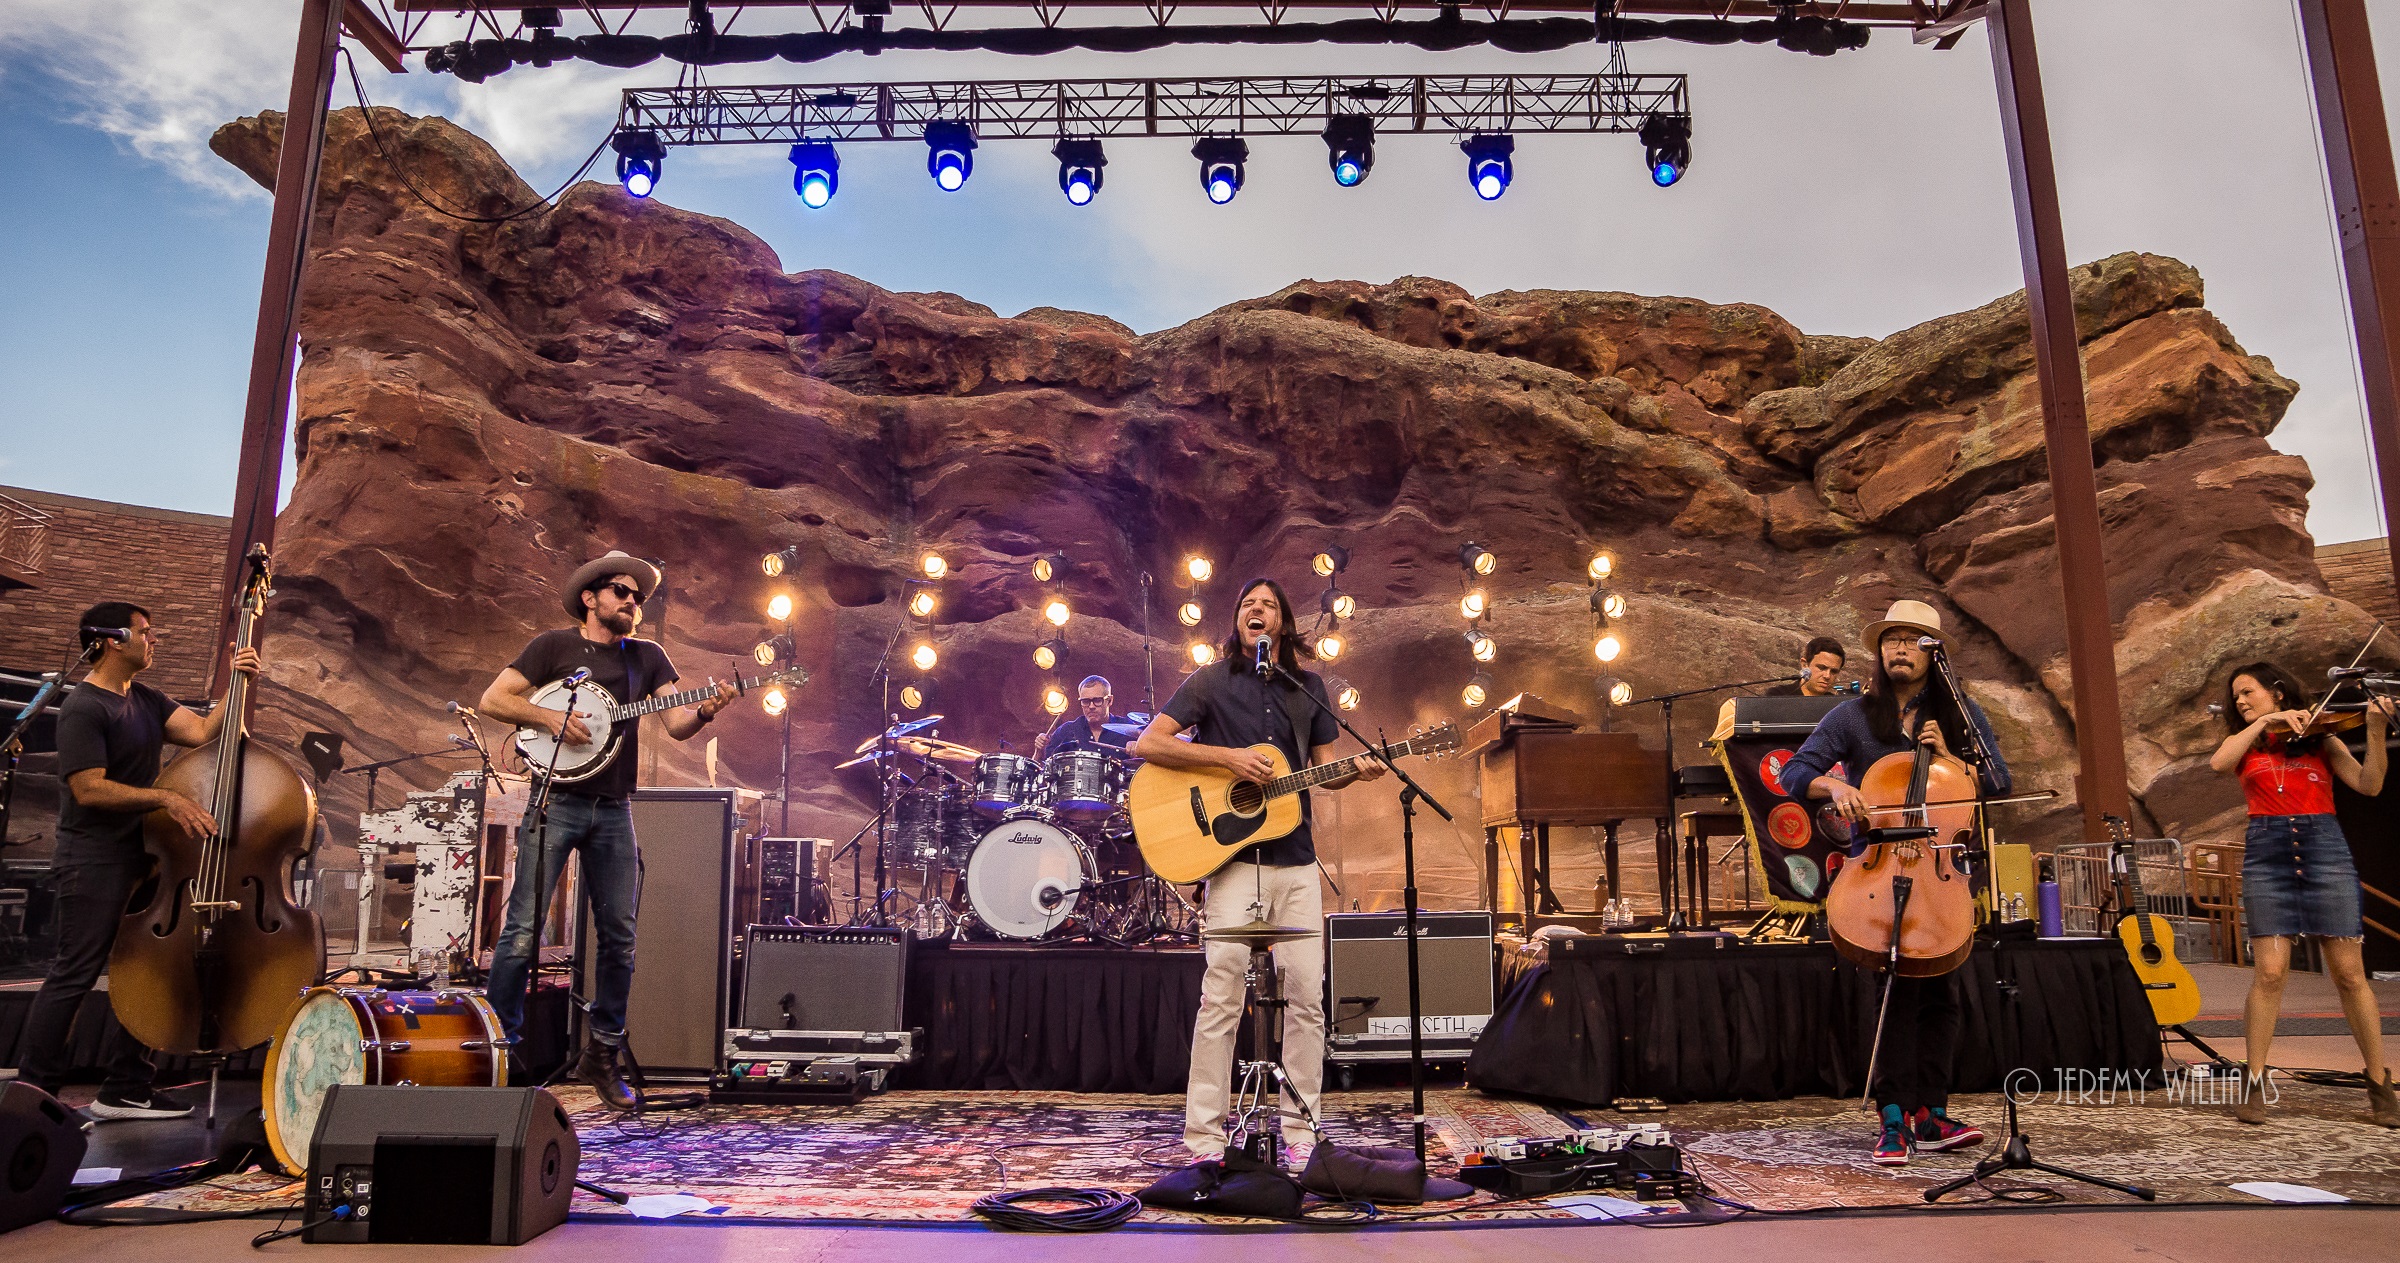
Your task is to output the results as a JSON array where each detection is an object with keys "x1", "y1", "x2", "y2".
[
  {"x1": 576, "y1": 1039, "x2": 639, "y2": 1111},
  {"x1": 2232, "y1": 1072, "x2": 2270, "y2": 1125},
  {"x1": 2369, "y1": 1074, "x2": 2400, "y2": 1129}
]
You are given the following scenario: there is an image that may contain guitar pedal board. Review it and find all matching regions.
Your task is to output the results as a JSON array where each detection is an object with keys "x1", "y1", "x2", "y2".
[{"x1": 1456, "y1": 1126, "x2": 1691, "y2": 1200}]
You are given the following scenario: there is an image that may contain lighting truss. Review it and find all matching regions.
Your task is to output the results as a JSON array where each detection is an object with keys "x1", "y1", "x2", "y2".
[{"x1": 616, "y1": 74, "x2": 1689, "y2": 145}]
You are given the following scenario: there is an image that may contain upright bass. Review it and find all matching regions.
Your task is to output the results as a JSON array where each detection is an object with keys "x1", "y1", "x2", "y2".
[{"x1": 109, "y1": 545, "x2": 324, "y2": 1054}]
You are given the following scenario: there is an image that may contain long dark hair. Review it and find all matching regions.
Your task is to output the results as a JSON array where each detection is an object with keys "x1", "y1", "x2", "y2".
[
  {"x1": 1860, "y1": 643, "x2": 1970, "y2": 753},
  {"x1": 1218, "y1": 577, "x2": 1319, "y2": 676},
  {"x1": 2223, "y1": 661, "x2": 2320, "y2": 750}
]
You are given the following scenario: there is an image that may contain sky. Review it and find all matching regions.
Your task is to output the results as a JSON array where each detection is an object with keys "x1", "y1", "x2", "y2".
[{"x1": 5, "y1": 2, "x2": 2400, "y2": 544}]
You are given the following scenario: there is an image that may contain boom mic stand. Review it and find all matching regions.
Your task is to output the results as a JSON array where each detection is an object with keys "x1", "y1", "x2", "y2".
[
  {"x1": 1267, "y1": 655, "x2": 1453, "y2": 1164},
  {"x1": 1621, "y1": 673, "x2": 1802, "y2": 927}
]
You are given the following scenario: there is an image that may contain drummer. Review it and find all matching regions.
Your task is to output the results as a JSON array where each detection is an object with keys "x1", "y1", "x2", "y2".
[{"x1": 1035, "y1": 675, "x2": 1137, "y2": 759}]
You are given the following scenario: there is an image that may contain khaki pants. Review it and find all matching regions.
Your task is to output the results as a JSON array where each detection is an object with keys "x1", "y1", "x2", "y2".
[{"x1": 1184, "y1": 861, "x2": 1324, "y2": 1156}]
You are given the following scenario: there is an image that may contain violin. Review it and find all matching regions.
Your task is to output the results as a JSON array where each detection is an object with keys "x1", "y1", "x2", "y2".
[
  {"x1": 108, "y1": 546, "x2": 324, "y2": 1054},
  {"x1": 1821, "y1": 708, "x2": 1980, "y2": 978}
]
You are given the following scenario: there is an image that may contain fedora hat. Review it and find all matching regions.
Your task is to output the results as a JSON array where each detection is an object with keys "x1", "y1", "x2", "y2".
[
  {"x1": 563, "y1": 550, "x2": 661, "y2": 621},
  {"x1": 1863, "y1": 599, "x2": 1945, "y2": 649}
]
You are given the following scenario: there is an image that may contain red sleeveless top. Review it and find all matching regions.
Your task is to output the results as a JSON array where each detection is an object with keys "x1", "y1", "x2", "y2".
[{"x1": 2239, "y1": 741, "x2": 2337, "y2": 817}]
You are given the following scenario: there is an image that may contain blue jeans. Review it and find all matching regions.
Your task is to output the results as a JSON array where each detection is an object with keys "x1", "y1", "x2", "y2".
[{"x1": 486, "y1": 793, "x2": 640, "y2": 1047}]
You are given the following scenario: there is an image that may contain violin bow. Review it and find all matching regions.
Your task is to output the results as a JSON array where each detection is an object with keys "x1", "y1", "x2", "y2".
[{"x1": 2299, "y1": 622, "x2": 2387, "y2": 731}]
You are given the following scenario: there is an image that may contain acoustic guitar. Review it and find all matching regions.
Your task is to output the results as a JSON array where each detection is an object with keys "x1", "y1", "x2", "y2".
[
  {"x1": 2106, "y1": 814, "x2": 2202, "y2": 1027},
  {"x1": 1128, "y1": 722, "x2": 1462, "y2": 883}
]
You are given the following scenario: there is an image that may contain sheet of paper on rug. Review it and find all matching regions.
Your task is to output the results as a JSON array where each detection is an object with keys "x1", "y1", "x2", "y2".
[
  {"x1": 72, "y1": 1168, "x2": 121, "y2": 1186},
  {"x1": 2228, "y1": 1182, "x2": 2349, "y2": 1204},
  {"x1": 623, "y1": 1193, "x2": 719, "y2": 1219},
  {"x1": 1546, "y1": 1194, "x2": 1660, "y2": 1219}
]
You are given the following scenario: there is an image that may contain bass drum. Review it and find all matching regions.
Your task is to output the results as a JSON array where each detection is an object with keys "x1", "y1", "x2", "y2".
[
  {"x1": 260, "y1": 987, "x2": 505, "y2": 1176},
  {"x1": 965, "y1": 818, "x2": 1098, "y2": 940}
]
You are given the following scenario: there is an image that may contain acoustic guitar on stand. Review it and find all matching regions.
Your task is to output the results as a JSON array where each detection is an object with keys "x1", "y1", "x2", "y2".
[
  {"x1": 1128, "y1": 722, "x2": 1462, "y2": 884},
  {"x1": 2105, "y1": 813, "x2": 2202, "y2": 1027}
]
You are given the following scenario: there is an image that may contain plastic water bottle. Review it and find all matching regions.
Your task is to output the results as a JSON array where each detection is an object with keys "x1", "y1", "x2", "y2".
[{"x1": 2036, "y1": 855, "x2": 2064, "y2": 937}]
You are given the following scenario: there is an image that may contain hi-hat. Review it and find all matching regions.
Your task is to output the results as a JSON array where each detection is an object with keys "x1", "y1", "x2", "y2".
[
  {"x1": 1101, "y1": 721, "x2": 1149, "y2": 738},
  {"x1": 1201, "y1": 919, "x2": 1313, "y2": 949}
]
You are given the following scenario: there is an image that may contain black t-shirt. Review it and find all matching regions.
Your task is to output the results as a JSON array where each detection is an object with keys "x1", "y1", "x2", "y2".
[
  {"x1": 1764, "y1": 681, "x2": 1804, "y2": 697},
  {"x1": 508, "y1": 629, "x2": 678, "y2": 800},
  {"x1": 1159, "y1": 660, "x2": 1339, "y2": 868},
  {"x1": 53, "y1": 679, "x2": 182, "y2": 864},
  {"x1": 1042, "y1": 713, "x2": 1134, "y2": 757}
]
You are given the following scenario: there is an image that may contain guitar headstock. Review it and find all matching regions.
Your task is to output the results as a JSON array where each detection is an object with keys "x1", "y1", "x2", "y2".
[
  {"x1": 2103, "y1": 812, "x2": 2134, "y2": 849},
  {"x1": 1409, "y1": 720, "x2": 1464, "y2": 759}
]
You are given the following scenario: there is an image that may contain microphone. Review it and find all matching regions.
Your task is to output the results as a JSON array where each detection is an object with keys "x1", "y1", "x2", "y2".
[
  {"x1": 1916, "y1": 635, "x2": 1945, "y2": 652},
  {"x1": 447, "y1": 700, "x2": 478, "y2": 718},
  {"x1": 82, "y1": 625, "x2": 130, "y2": 644},
  {"x1": 2330, "y1": 666, "x2": 2375, "y2": 681},
  {"x1": 1254, "y1": 635, "x2": 1273, "y2": 680},
  {"x1": 1036, "y1": 880, "x2": 1082, "y2": 910},
  {"x1": 560, "y1": 667, "x2": 592, "y2": 688},
  {"x1": 448, "y1": 734, "x2": 477, "y2": 750}
]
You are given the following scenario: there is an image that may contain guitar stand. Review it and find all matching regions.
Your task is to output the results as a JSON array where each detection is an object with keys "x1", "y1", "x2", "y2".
[
  {"x1": 1228, "y1": 940, "x2": 1322, "y2": 1166},
  {"x1": 1923, "y1": 972, "x2": 2156, "y2": 1203},
  {"x1": 2165, "y1": 1023, "x2": 2242, "y2": 1074}
]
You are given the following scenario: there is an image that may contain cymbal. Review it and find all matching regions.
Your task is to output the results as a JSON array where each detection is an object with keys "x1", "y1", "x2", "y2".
[
  {"x1": 899, "y1": 736, "x2": 982, "y2": 763},
  {"x1": 833, "y1": 748, "x2": 896, "y2": 770},
  {"x1": 1101, "y1": 722, "x2": 1149, "y2": 738},
  {"x1": 1201, "y1": 918, "x2": 1315, "y2": 949},
  {"x1": 852, "y1": 716, "x2": 947, "y2": 753}
]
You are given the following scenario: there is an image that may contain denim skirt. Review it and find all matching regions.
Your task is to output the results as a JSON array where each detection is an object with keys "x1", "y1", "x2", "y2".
[{"x1": 2242, "y1": 813, "x2": 2364, "y2": 939}]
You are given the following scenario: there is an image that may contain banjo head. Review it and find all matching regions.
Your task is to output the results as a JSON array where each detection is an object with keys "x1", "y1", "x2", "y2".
[{"x1": 515, "y1": 680, "x2": 616, "y2": 779}]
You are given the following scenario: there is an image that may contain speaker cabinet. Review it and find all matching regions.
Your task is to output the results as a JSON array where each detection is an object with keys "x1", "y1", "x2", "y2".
[
  {"x1": 0, "y1": 1083, "x2": 87, "y2": 1237},
  {"x1": 305, "y1": 1086, "x2": 577, "y2": 1245},
  {"x1": 579, "y1": 788, "x2": 738, "y2": 1079},
  {"x1": 1324, "y1": 911, "x2": 1496, "y2": 1063},
  {"x1": 738, "y1": 925, "x2": 907, "y2": 1033}
]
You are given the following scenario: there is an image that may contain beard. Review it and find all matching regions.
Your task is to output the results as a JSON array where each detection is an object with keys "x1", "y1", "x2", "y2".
[{"x1": 599, "y1": 607, "x2": 638, "y2": 636}]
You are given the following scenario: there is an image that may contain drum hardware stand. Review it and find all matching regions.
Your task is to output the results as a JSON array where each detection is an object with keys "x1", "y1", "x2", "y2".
[
  {"x1": 1268, "y1": 658, "x2": 1453, "y2": 1164},
  {"x1": 1227, "y1": 929, "x2": 1320, "y2": 1165}
]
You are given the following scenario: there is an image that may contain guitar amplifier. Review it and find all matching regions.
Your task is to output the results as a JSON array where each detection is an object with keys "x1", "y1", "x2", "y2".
[
  {"x1": 755, "y1": 837, "x2": 831, "y2": 924},
  {"x1": 1325, "y1": 911, "x2": 1495, "y2": 1063}
]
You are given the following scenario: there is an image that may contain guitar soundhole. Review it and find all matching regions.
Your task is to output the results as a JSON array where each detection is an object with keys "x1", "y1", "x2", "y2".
[
  {"x1": 1228, "y1": 782, "x2": 1264, "y2": 814},
  {"x1": 2142, "y1": 946, "x2": 2162, "y2": 966}
]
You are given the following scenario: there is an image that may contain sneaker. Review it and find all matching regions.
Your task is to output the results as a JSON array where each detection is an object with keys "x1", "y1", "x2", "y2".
[
  {"x1": 1910, "y1": 1107, "x2": 1985, "y2": 1152},
  {"x1": 86, "y1": 1088, "x2": 195, "y2": 1121},
  {"x1": 1873, "y1": 1106, "x2": 1913, "y2": 1167}
]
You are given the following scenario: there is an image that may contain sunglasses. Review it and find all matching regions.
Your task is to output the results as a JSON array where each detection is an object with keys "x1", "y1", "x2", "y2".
[{"x1": 599, "y1": 582, "x2": 646, "y2": 605}]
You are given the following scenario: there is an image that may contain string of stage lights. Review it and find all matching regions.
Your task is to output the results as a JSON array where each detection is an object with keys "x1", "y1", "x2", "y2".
[{"x1": 607, "y1": 74, "x2": 1693, "y2": 208}]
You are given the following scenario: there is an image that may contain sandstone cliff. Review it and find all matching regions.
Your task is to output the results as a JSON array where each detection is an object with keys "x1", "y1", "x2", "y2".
[{"x1": 211, "y1": 107, "x2": 2382, "y2": 912}]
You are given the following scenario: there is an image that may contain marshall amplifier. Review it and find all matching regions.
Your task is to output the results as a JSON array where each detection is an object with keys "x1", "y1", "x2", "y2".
[{"x1": 1325, "y1": 911, "x2": 1495, "y2": 1064}]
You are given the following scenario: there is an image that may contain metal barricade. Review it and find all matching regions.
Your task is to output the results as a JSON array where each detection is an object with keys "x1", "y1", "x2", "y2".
[{"x1": 2050, "y1": 835, "x2": 2208, "y2": 959}]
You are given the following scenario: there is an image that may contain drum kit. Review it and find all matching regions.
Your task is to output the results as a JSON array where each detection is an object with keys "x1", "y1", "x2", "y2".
[{"x1": 834, "y1": 714, "x2": 1198, "y2": 943}]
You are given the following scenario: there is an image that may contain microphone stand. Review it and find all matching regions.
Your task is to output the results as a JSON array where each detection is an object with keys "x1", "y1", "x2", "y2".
[
  {"x1": 1620, "y1": 673, "x2": 1800, "y2": 927},
  {"x1": 1139, "y1": 571, "x2": 1157, "y2": 716},
  {"x1": 0, "y1": 639, "x2": 102, "y2": 846},
  {"x1": 519, "y1": 676, "x2": 585, "y2": 1089},
  {"x1": 1266, "y1": 654, "x2": 1453, "y2": 1164}
]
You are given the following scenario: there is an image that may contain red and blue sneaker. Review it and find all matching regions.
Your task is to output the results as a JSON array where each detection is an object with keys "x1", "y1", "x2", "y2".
[
  {"x1": 1910, "y1": 1106, "x2": 1986, "y2": 1152},
  {"x1": 1873, "y1": 1104, "x2": 1913, "y2": 1167}
]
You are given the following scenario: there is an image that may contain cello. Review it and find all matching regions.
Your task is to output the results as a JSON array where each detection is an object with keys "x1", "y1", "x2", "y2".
[
  {"x1": 1820, "y1": 687, "x2": 1982, "y2": 979},
  {"x1": 109, "y1": 545, "x2": 324, "y2": 1054}
]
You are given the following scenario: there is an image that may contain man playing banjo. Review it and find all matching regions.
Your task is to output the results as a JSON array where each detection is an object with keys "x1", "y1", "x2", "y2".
[{"x1": 475, "y1": 550, "x2": 737, "y2": 1108}]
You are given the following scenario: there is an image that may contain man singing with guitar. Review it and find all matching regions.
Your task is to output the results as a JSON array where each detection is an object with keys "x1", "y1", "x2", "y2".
[
  {"x1": 476, "y1": 551, "x2": 737, "y2": 1109},
  {"x1": 1132, "y1": 578, "x2": 1383, "y2": 1163},
  {"x1": 1778, "y1": 600, "x2": 2009, "y2": 1167}
]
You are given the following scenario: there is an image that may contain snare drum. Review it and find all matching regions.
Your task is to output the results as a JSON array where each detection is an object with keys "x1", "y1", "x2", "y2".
[
  {"x1": 965, "y1": 817, "x2": 1099, "y2": 940},
  {"x1": 1044, "y1": 749, "x2": 1125, "y2": 819},
  {"x1": 260, "y1": 986, "x2": 505, "y2": 1176},
  {"x1": 972, "y1": 754, "x2": 1044, "y2": 816}
]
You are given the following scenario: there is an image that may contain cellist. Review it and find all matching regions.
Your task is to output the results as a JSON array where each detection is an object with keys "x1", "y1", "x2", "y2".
[
  {"x1": 15, "y1": 602, "x2": 258, "y2": 1120},
  {"x1": 1777, "y1": 600, "x2": 2011, "y2": 1167}
]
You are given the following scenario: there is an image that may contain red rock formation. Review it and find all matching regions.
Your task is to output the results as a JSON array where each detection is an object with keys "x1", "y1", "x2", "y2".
[{"x1": 208, "y1": 107, "x2": 2380, "y2": 913}]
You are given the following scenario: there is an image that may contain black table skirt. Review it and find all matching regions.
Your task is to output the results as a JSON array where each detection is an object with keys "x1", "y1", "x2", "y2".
[
  {"x1": 1465, "y1": 937, "x2": 2164, "y2": 1106},
  {"x1": 897, "y1": 945, "x2": 1205, "y2": 1094}
]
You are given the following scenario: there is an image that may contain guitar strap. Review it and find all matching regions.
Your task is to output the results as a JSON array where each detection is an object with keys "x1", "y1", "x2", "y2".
[{"x1": 618, "y1": 639, "x2": 645, "y2": 728}]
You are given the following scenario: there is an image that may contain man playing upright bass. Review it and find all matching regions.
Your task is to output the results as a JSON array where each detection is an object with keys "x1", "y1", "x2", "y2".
[
  {"x1": 1777, "y1": 600, "x2": 2011, "y2": 1166},
  {"x1": 1133, "y1": 579, "x2": 1383, "y2": 1164},
  {"x1": 475, "y1": 551, "x2": 736, "y2": 1109}
]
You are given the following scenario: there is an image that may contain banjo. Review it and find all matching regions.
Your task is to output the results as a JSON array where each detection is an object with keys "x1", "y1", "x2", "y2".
[{"x1": 513, "y1": 664, "x2": 810, "y2": 783}]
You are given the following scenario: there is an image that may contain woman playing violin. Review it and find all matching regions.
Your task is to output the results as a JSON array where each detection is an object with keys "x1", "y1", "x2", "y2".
[
  {"x1": 2207, "y1": 661, "x2": 2398, "y2": 1127},
  {"x1": 1777, "y1": 600, "x2": 2011, "y2": 1167}
]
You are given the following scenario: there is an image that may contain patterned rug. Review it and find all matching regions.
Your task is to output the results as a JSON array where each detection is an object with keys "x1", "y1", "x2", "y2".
[{"x1": 90, "y1": 1079, "x2": 2400, "y2": 1225}]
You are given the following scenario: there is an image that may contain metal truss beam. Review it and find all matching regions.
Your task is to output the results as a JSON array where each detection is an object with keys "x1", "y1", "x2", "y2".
[
  {"x1": 397, "y1": 1, "x2": 1925, "y2": 24},
  {"x1": 620, "y1": 73, "x2": 1688, "y2": 143}
]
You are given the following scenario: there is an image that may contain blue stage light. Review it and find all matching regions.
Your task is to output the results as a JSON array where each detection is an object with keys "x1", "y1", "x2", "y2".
[
  {"x1": 610, "y1": 129, "x2": 666, "y2": 199},
  {"x1": 789, "y1": 141, "x2": 840, "y2": 209},
  {"x1": 1053, "y1": 138, "x2": 1106, "y2": 206},
  {"x1": 1639, "y1": 112, "x2": 1692, "y2": 189},
  {"x1": 1191, "y1": 136, "x2": 1249, "y2": 205},
  {"x1": 1321, "y1": 114, "x2": 1376, "y2": 188},
  {"x1": 1461, "y1": 133, "x2": 1514, "y2": 201},
  {"x1": 924, "y1": 120, "x2": 977, "y2": 192}
]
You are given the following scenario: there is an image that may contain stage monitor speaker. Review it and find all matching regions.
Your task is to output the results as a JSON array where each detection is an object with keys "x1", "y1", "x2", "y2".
[
  {"x1": 1324, "y1": 911, "x2": 1495, "y2": 1063},
  {"x1": 738, "y1": 925, "x2": 908, "y2": 1033},
  {"x1": 0, "y1": 1082, "x2": 87, "y2": 1236},
  {"x1": 577, "y1": 788, "x2": 737, "y2": 1080},
  {"x1": 304, "y1": 1086, "x2": 576, "y2": 1245}
]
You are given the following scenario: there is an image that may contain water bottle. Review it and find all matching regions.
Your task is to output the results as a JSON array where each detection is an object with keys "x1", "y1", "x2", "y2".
[{"x1": 2036, "y1": 855, "x2": 2064, "y2": 937}]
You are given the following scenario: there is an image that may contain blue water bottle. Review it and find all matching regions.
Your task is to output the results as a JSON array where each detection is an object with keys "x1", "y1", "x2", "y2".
[{"x1": 2036, "y1": 854, "x2": 2064, "y2": 937}]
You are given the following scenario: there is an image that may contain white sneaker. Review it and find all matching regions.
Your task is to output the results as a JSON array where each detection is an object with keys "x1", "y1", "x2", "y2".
[{"x1": 86, "y1": 1089, "x2": 195, "y2": 1121}]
